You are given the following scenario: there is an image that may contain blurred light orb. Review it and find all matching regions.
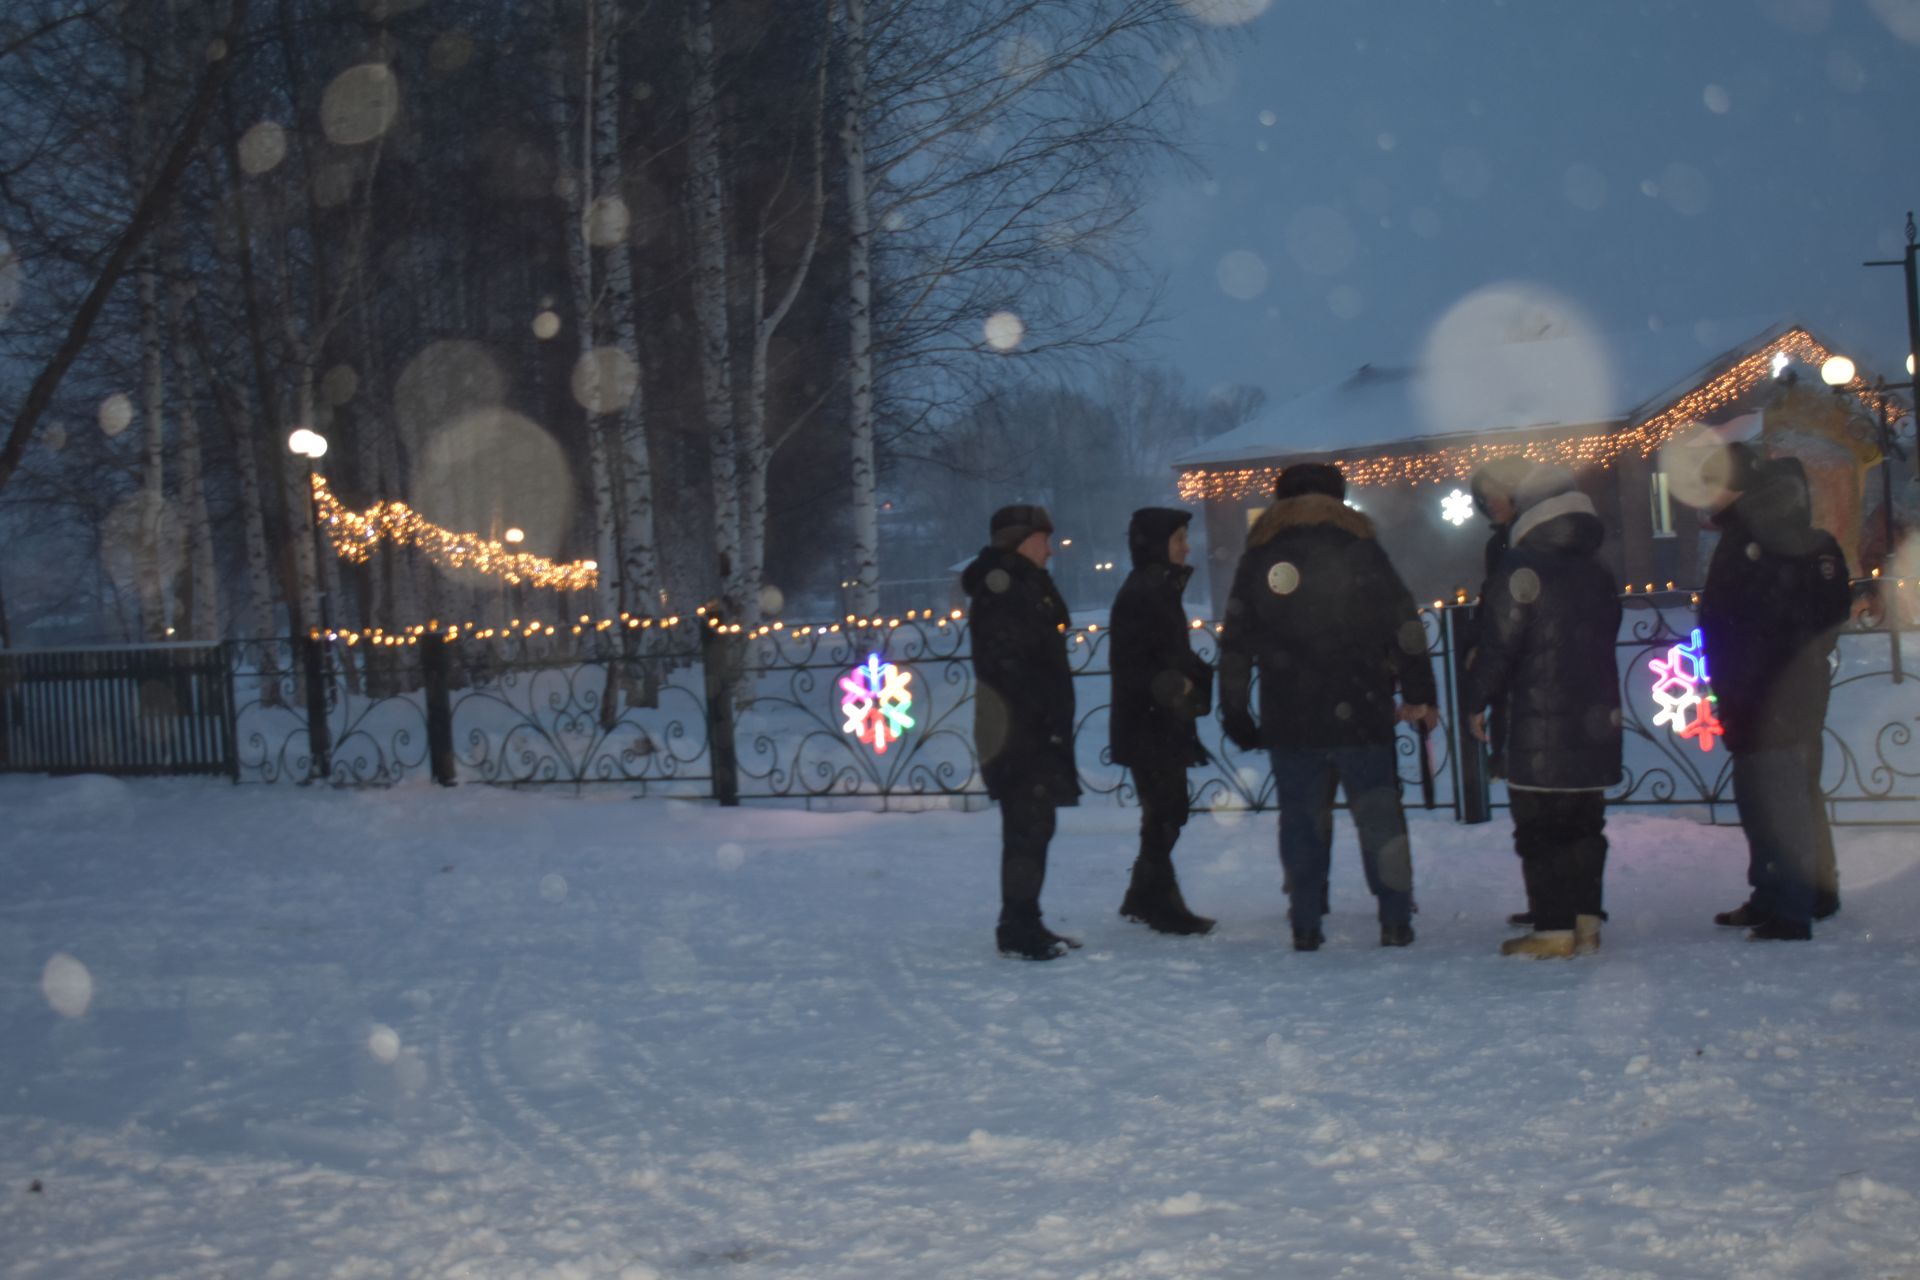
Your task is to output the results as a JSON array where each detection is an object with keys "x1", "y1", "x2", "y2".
[
  {"x1": 983, "y1": 310, "x2": 1025, "y2": 352},
  {"x1": 1703, "y1": 83, "x2": 1732, "y2": 114},
  {"x1": 98, "y1": 393, "x2": 134, "y2": 438},
  {"x1": 321, "y1": 64, "x2": 401, "y2": 146},
  {"x1": 1416, "y1": 282, "x2": 1614, "y2": 440},
  {"x1": 585, "y1": 195, "x2": 631, "y2": 248},
  {"x1": 416, "y1": 409, "x2": 572, "y2": 553},
  {"x1": 367, "y1": 1024, "x2": 401, "y2": 1063},
  {"x1": 1215, "y1": 249, "x2": 1269, "y2": 300},
  {"x1": 1821, "y1": 355, "x2": 1856, "y2": 386},
  {"x1": 321, "y1": 364, "x2": 359, "y2": 406},
  {"x1": 237, "y1": 121, "x2": 287, "y2": 174},
  {"x1": 397, "y1": 340, "x2": 506, "y2": 432},
  {"x1": 1908, "y1": 353, "x2": 1915, "y2": 375},
  {"x1": 0, "y1": 234, "x2": 21, "y2": 325},
  {"x1": 1329, "y1": 284, "x2": 1365, "y2": 320},
  {"x1": 1869, "y1": 0, "x2": 1920, "y2": 41},
  {"x1": 1640, "y1": 178, "x2": 1659, "y2": 198},
  {"x1": 1662, "y1": 423, "x2": 1735, "y2": 510},
  {"x1": 44, "y1": 425, "x2": 66, "y2": 453},
  {"x1": 504, "y1": 527, "x2": 525, "y2": 544},
  {"x1": 429, "y1": 29, "x2": 475, "y2": 73},
  {"x1": 758, "y1": 584, "x2": 785, "y2": 616},
  {"x1": 1178, "y1": 0, "x2": 1271, "y2": 24},
  {"x1": 716, "y1": 842, "x2": 746, "y2": 872},
  {"x1": 571, "y1": 347, "x2": 640, "y2": 415},
  {"x1": 1376, "y1": 132, "x2": 1396, "y2": 151},
  {"x1": 1258, "y1": 109, "x2": 1277, "y2": 126},
  {"x1": 539, "y1": 873, "x2": 568, "y2": 902},
  {"x1": 288, "y1": 428, "x2": 328, "y2": 458},
  {"x1": 41, "y1": 952, "x2": 92, "y2": 1019},
  {"x1": 1285, "y1": 205, "x2": 1357, "y2": 276},
  {"x1": 532, "y1": 310, "x2": 562, "y2": 340},
  {"x1": 1563, "y1": 163, "x2": 1607, "y2": 212}
]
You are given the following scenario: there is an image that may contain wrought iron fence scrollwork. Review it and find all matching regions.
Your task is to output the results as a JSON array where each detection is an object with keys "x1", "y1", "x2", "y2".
[
  {"x1": 447, "y1": 632, "x2": 710, "y2": 792},
  {"x1": 231, "y1": 637, "x2": 428, "y2": 785},
  {"x1": 733, "y1": 621, "x2": 982, "y2": 798}
]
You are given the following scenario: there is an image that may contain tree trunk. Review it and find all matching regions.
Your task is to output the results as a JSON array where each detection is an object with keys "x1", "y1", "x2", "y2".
[
  {"x1": 686, "y1": 0, "x2": 741, "y2": 612},
  {"x1": 838, "y1": 0, "x2": 880, "y2": 617},
  {"x1": 136, "y1": 257, "x2": 173, "y2": 640},
  {"x1": 169, "y1": 282, "x2": 220, "y2": 641}
]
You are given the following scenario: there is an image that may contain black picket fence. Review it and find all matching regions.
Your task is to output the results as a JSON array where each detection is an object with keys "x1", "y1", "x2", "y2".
[{"x1": 4, "y1": 593, "x2": 1917, "y2": 825}]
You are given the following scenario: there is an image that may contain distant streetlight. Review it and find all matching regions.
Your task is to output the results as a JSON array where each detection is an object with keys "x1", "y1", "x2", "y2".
[
  {"x1": 287, "y1": 427, "x2": 328, "y2": 459},
  {"x1": 1820, "y1": 355, "x2": 1856, "y2": 387},
  {"x1": 503, "y1": 527, "x2": 525, "y2": 545},
  {"x1": 286, "y1": 429, "x2": 332, "y2": 630}
]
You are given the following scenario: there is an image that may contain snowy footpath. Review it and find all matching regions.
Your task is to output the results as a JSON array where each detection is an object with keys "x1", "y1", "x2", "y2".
[{"x1": 3, "y1": 777, "x2": 1919, "y2": 1280}]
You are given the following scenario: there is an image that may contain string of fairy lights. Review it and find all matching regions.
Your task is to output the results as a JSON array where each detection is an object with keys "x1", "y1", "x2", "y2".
[
  {"x1": 1177, "y1": 328, "x2": 1903, "y2": 504},
  {"x1": 311, "y1": 473, "x2": 601, "y2": 593}
]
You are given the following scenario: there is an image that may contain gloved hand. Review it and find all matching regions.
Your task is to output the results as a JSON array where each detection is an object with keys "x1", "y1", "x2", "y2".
[{"x1": 1222, "y1": 709, "x2": 1260, "y2": 752}]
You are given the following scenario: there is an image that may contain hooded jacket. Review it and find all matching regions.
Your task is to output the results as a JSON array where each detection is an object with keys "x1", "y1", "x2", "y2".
[
  {"x1": 1699, "y1": 461, "x2": 1851, "y2": 753},
  {"x1": 1108, "y1": 508, "x2": 1212, "y2": 770},
  {"x1": 1219, "y1": 494, "x2": 1436, "y2": 749},
  {"x1": 1461, "y1": 491, "x2": 1623, "y2": 790},
  {"x1": 962, "y1": 544, "x2": 1081, "y2": 804}
]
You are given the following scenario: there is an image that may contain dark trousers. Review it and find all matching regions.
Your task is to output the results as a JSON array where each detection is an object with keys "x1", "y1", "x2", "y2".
[
  {"x1": 1508, "y1": 789, "x2": 1608, "y2": 931},
  {"x1": 998, "y1": 787, "x2": 1057, "y2": 924},
  {"x1": 1811, "y1": 739, "x2": 1839, "y2": 906},
  {"x1": 1269, "y1": 745, "x2": 1412, "y2": 928},
  {"x1": 1132, "y1": 762, "x2": 1190, "y2": 866},
  {"x1": 1732, "y1": 744, "x2": 1824, "y2": 926}
]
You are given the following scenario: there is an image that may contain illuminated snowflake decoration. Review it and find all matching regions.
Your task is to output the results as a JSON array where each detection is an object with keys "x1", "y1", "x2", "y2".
[
  {"x1": 1440, "y1": 488, "x2": 1475, "y2": 526},
  {"x1": 1648, "y1": 627, "x2": 1723, "y2": 752},
  {"x1": 839, "y1": 653, "x2": 915, "y2": 754}
]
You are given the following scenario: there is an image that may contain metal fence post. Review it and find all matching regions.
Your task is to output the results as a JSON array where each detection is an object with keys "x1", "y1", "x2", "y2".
[
  {"x1": 702, "y1": 623, "x2": 741, "y2": 807},
  {"x1": 1447, "y1": 606, "x2": 1493, "y2": 824},
  {"x1": 302, "y1": 634, "x2": 333, "y2": 784},
  {"x1": 420, "y1": 631, "x2": 457, "y2": 786}
]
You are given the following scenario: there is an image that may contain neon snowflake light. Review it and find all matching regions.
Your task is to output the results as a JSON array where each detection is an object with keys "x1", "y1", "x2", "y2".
[
  {"x1": 1648, "y1": 628, "x2": 1723, "y2": 752},
  {"x1": 1441, "y1": 489, "x2": 1474, "y2": 526},
  {"x1": 839, "y1": 653, "x2": 915, "y2": 754}
]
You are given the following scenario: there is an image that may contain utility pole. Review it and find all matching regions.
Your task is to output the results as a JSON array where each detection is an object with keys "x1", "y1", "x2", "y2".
[{"x1": 1863, "y1": 211, "x2": 1920, "y2": 480}]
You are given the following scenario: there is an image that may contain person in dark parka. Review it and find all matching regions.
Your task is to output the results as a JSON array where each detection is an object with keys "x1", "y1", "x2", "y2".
[
  {"x1": 1461, "y1": 466, "x2": 1623, "y2": 958},
  {"x1": 1699, "y1": 449, "x2": 1851, "y2": 940},
  {"x1": 1109, "y1": 507, "x2": 1215, "y2": 936},
  {"x1": 1218, "y1": 463, "x2": 1439, "y2": 951},
  {"x1": 963, "y1": 503, "x2": 1082, "y2": 960}
]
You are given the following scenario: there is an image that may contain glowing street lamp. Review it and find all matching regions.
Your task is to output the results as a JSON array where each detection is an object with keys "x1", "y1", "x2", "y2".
[
  {"x1": 503, "y1": 527, "x2": 525, "y2": 545},
  {"x1": 1820, "y1": 355, "x2": 1856, "y2": 387}
]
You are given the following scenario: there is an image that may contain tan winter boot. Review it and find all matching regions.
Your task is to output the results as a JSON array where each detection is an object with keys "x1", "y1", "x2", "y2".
[
  {"x1": 1573, "y1": 915, "x2": 1602, "y2": 955},
  {"x1": 1500, "y1": 930, "x2": 1576, "y2": 958}
]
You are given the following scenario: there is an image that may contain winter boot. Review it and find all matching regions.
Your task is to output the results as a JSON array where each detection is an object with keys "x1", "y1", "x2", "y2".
[
  {"x1": 1506, "y1": 911, "x2": 1534, "y2": 927},
  {"x1": 1500, "y1": 930, "x2": 1577, "y2": 958},
  {"x1": 1714, "y1": 900, "x2": 1768, "y2": 928},
  {"x1": 1118, "y1": 857, "x2": 1164, "y2": 923},
  {"x1": 1812, "y1": 892, "x2": 1841, "y2": 921},
  {"x1": 1379, "y1": 923, "x2": 1416, "y2": 948},
  {"x1": 1292, "y1": 926, "x2": 1324, "y2": 952},
  {"x1": 997, "y1": 918, "x2": 1068, "y2": 961},
  {"x1": 1042, "y1": 924, "x2": 1083, "y2": 950},
  {"x1": 1161, "y1": 873, "x2": 1217, "y2": 936},
  {"x1": 1573, "y1": 914, "x2": 1602, "y2": 955},
  {"x1": 1747, "y1": 918, "x2": 1812, "y2": 942}
]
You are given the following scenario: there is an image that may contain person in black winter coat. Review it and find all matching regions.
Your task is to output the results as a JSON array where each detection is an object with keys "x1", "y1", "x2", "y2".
[
  {"x1": 1219, "y1": 463, "x2": 1439, "y2": 951},
  {"x1": 1461, "y1": 466, "x2": 1623, "y2": 958},
  {"x1": 962, "y1": 503, "x2": 1082, "y2": 960},
  {"x1": 1109, "y1": 507, "x2": 1215, "y2": 936},
  {"x1": 1468, "y1": 457, "x2": 1532, "y2": 785},
  {"x1": 1699, "y1": 449, "x2": 1852, "y2": 940}
]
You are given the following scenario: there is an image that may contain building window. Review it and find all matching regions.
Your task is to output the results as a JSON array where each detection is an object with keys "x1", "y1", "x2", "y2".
[{"x1": 1650, "y1": 471, "x2": 1675, "y2": 539}]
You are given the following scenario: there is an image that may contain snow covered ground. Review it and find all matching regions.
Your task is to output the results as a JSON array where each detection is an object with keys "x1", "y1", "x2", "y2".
[{"x1": 3, "y1": 777, "x2": 1919, "y2": 1279}]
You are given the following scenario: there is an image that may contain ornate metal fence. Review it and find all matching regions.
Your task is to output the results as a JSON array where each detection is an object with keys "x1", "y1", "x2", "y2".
[{"x1": 12, "y1": 591, "x2": 1914, "y2": 826}]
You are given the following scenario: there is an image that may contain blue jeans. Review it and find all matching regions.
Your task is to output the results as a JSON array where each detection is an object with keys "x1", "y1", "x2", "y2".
[
  {"x1": 1270, "y1": 745, "x2": 1413, "y2": 928},
  {"x1": 1733, "y1": 745, "x2": 1821, "y2": 926}
]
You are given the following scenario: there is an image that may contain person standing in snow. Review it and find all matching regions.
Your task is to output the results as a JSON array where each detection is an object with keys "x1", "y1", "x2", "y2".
[
  {"x1": 1217, "y1": 463, "x2": 1437, "y2": 951},
  {"x1": 963, "y1": 504, "x2": 1082, "y2": 961},
  {"x1": 1461, "y1": 466, "x2": 1623, "y2": 958},
  {"x1": 1468, "y1": 456, "x2": 1535, "y2": 926},
  {"x1": 1108, "y1": 507, "x2": 1215, "y2": 936},
  {"x1": 1700, "y1": 448, "x2": 1851, "y2": 941}
]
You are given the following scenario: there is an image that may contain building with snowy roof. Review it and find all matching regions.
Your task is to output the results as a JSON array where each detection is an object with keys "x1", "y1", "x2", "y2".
[{"x1": 1174, "y1": 319, "x2": 1908, "y2": 615}]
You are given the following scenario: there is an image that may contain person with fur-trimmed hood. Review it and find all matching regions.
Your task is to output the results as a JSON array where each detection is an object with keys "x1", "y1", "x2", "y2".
[
  {"x1": 1461, "y1": 466, "x2": 1623, "y2": 958},
  {"x1": 1700, "y1": 448, "x2": 1851, "y2": 941},
  {"x1": 1109, "y1": 507, "x2": 1215, "y2": 936},
  {"x1": 962, "y1": 504, "x2": 1082, "y2": 961},
  {"x1": 1218, "y1": 463, "x2": 1438, "y2": 951}
]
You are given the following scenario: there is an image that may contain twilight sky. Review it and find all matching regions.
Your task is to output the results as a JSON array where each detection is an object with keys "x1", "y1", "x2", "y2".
[{"x1": 1144, "y1": 0, "x2": 1920, "y2": 412}]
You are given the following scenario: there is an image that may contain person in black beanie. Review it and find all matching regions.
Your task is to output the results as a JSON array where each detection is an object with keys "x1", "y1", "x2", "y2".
[
  {"x1": 1219, "y1": 463, "x2": 1438, "y2": 951},
  {"x1": 1700, "y1": 447, "x2": 1851, "y2": 940},
  {"x1": 1462, "y1": 465, "x2": 1622, "y2": 958},
  {"x1": 1109, "y1": 507, "x2": 1215, "y2": 935},
  {"x1": 962, "y1": 503, "x2": 1082, "y2": 960}
]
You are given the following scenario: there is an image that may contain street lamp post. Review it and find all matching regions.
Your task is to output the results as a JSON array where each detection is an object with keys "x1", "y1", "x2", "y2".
[
  {"x1": 1863, "y1": 211, "x2": 1920, "y2": 481},
  {"x1": 287, "y1": 428, "x2": 333, "y2": 780},
  {"x1": 1822, "y1": 356, "x2": 1910, "y2": 683}
]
